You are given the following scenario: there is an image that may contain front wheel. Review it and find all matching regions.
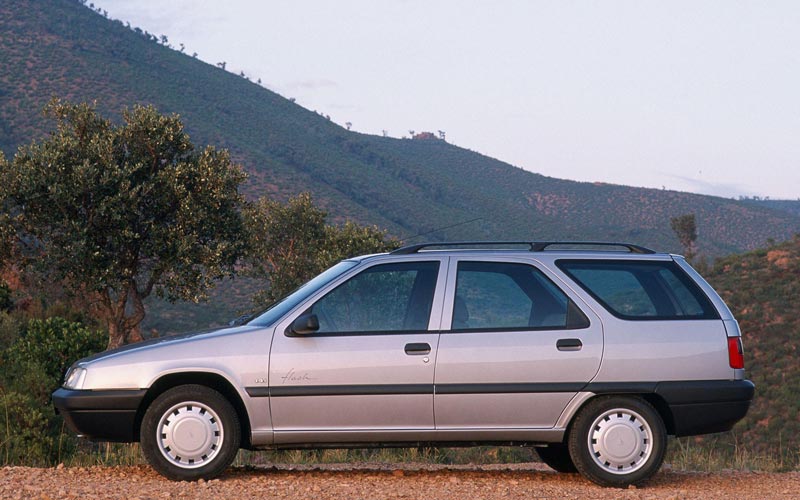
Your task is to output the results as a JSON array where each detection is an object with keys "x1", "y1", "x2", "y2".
[
  {"x1": 141, "y1": 385, "x2": 241, "y2": 481},
  {"x1": 568, "y1": 396, "x2": 666, "y2": 487}
]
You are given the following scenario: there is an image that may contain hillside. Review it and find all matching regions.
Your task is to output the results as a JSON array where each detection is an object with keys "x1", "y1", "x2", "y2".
[
  {"x1": 1, "y1": 0, "x2": 799, "y2": 261},
  {"x1": 746, "y1": 199, "x2": 800, "y2": 217},
  {"x1": 703, "y1": 236, "x2": 800, "y2": 457}
]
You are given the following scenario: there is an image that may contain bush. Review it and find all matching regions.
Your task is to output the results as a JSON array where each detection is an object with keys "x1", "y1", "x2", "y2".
[
  {"x1": 0, "y1": 390, "x2": 54, "y2": 466},
  {"x1": 0, "y1": 316, "x2": 106, "y2": 465},
  {"x1": 3, "y1": 317, "x2": 105, "y2": 394}
]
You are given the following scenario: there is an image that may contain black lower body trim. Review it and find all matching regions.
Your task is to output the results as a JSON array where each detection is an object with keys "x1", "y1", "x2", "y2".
[
  {"x1": 668, "y1": 400, "x2": 752, "y2": 436},
  {"x1": 52, "y1": 388, "x2": 147, "y2": 442},
  {"x1": 655, "y1": 380, "x2": 755, "y2": 436}
]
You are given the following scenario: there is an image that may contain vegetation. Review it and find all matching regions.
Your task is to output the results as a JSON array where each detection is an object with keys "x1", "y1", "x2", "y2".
[
  {"x1": 1, "y1": 316, "x2": 105, "y2": 465},
  {"x1": 244, "y1": 193, "x2": 398, "y2": 306},
  {"x1": 700, "y1": 235, "x2": 800, "y2": 465},
  {"x1": 0, "y1": 0, "x2": 798, "y2": 259},
  {"x1": 670, "y1": 213, "x2": 698, "y2": 261},
  {"x1": 0, "y1": 100, "x2": 248, "y2": 349}
]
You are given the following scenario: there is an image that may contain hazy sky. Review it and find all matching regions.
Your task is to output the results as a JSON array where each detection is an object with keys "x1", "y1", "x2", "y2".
[{"x1": 98, "y1": 0, "x2": 800, "y2": 200}]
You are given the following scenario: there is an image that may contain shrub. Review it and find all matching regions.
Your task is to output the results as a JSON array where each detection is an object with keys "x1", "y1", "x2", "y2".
[
  {"x1": 3, "y1": 317, "x2": 105, "y2": 394},
  {"x1": 0, "y1": 390, "x2": 54, "y2": 465},
  {"x1": 0, "y1": 316, "x2": 106, "y2": 465}
]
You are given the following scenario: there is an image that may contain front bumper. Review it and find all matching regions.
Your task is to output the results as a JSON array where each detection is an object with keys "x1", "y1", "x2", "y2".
[{"x1": 52, "y1": 388, "x2": 147, "y2": 442}]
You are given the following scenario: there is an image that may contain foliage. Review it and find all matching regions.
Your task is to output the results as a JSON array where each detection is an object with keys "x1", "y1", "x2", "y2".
[
  {"x1": 0, "y1": 0, "x2": 798, "y2": 261},
  {"x1": 0, "y1": 281, "x2": 11, "y2": 313},
  {"x1": 4, "y1": 317, "x2": 105, "y2": 391},
  {"x1": 701, "y1": 235, "x2": 800, "y2": 462},
  {"x1": 670, "y1": 213, "x2": 698, "y2": 260},
  {"x1": 0, "y1": 390, "x2": 54, "y2": 466},
  {"x1": 244, "y1": 193, "x2": 398, "y2": 307},
  {"x1": 1, "y1": 316, "x2": 106, "y2": 465},
  {"x1": 0, "y1": 100, "x2": 249, "y2": 348}
]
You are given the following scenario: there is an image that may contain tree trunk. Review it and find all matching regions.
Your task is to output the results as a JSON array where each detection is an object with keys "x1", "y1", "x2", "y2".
[
  {"x1": 100, "y1": 281, "x2": 148, "y2": 350},
  {"x1": 106, "y1": 320, "x2": 126, "y2": 350}
]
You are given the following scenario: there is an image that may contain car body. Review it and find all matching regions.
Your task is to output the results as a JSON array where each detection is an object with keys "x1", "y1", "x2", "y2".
[{"x1": 53, "y1": 241, "x2": 754, "y2": 486}]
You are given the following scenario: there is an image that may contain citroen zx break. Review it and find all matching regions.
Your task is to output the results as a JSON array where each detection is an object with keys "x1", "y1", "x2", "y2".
[{"x1": 53, "y1": 241, "x2": 754, "y2": 487}]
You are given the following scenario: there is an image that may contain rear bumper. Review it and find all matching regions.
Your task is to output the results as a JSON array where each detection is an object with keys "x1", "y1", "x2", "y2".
[
  {"x1": 655, "y1": 380, "x2": 755, "y2": 436},
  {"x1": 52, "y1": 388, "x2": 147, "y2": 442}
]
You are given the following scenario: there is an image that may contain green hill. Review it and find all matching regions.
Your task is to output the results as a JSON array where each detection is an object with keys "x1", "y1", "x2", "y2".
[
  {"x1": 746, "y1": 199, "x2": 800, "y2": 218},
  {"x1": 1, "y1": 0, "x2": 799, "y2": 262},
  {"x1": 703, "y1": 236, "x2": 800, "y2": 459}
]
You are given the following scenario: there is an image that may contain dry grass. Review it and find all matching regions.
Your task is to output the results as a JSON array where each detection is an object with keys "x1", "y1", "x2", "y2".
[{"x1": 52, "y1": 431, "x2": 799, "y2": 472}]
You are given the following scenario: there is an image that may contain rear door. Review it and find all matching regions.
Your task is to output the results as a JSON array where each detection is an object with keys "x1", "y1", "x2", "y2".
[
  {"x1": 433, "y1": 257, "x2": 603, "y2": 429},
  {"x1": 268, "y1": 257, "x2": 447, "y2": 443}
]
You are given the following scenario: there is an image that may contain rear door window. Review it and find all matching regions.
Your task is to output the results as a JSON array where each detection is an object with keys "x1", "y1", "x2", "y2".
[
  {"x1": 451, "y1": 261, "x2": 589, "y2": 331},
  {"x1": 556, "y1": 260, "x2": 719, "y2": 320}
]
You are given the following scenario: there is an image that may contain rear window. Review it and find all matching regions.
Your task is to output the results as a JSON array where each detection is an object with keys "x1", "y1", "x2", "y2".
[{"x1": 556, "y1": 260, "x2": 719, "y2": 320}]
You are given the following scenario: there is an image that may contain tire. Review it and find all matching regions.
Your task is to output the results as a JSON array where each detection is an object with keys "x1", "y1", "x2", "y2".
[
  {"x1": 536, "y1": 443, "x2": 578, "y2": 473},
  {"x1": 141, "y1": 384, "x2": 241, "y2": 481},
  {"x1": 567, "y1": 396, "x2": 666, "y2": 487}
]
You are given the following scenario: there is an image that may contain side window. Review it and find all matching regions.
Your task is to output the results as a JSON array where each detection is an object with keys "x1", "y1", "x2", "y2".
[
  {"x1": 452, "y1": 261, "x2": 587, "y2": 331},
  {"x1": 557, "y1": 260, "x2": 719, "y2": 320},
  {"x1": 310, "y1": 261, "x2": 439, "y2": 334}
]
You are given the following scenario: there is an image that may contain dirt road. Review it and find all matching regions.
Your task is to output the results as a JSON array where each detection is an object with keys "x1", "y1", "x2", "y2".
[{"x1": 1, "y1": 463, "x2": 798, "y2": 500}]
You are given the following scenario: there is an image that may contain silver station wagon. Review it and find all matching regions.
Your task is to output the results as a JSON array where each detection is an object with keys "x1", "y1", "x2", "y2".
[{"x1": 53, "y1": 241, "x2": 754, "y2": 487}]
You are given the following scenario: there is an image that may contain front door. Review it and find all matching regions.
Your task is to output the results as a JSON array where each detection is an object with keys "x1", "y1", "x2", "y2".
[
  {"x1": 434, "y1": 257, "x2": 603, "y2": 430},
  {"x1": 269, "y1": 258, "x2": 446, "y2": 444}
]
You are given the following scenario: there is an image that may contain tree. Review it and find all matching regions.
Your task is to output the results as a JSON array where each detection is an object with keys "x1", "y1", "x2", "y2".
[
  {"x1": 0, "y1": 100, "x2": 249, "y2": 349},
  {"x1": 244, "y1": 193, "x2": 398, "y2": 306},
  {"x1": 670, "y1": 213, "x2": 698, "y2": 261}
]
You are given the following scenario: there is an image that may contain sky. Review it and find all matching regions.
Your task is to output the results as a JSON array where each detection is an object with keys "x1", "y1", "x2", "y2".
[{"x1": 98, "y1": 0, "x2": 800, "y2": 200}]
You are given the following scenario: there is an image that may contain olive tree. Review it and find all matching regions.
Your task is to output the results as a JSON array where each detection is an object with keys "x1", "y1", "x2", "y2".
[
  {"x1": 245, "y1": 193, "x2": 398, "y2": 306},
  {"x1": 0, "y1": 100, "x2": 248, "y2": 349}
]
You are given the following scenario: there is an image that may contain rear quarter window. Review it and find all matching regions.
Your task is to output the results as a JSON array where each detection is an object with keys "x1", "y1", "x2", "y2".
[{"x1": 556, "y1": 260, "x2": 719, "y2": 321}]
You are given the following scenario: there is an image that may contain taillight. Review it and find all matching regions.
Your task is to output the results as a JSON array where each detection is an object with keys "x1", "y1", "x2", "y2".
[{"x1": 728, "y1": 336, "x2": 744, "y2": 369}]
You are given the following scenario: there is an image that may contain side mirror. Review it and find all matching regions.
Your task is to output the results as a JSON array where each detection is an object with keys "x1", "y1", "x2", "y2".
[{"x1": 289, "y1": 313, "x2": 320, "y2": 335}]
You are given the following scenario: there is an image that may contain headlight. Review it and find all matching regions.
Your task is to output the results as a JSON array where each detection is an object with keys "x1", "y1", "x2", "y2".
[{"x1": 63, "y1": 366, "x2": 87, "y2": 390}]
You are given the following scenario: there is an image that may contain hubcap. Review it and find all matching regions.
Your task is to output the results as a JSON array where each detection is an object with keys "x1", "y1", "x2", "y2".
[
  {"x1": 588, "y1": 408, "x2": 652, "y2": 475},
  {"x1": 157, "y1": 401, "x2": 223, "y2": 469}
]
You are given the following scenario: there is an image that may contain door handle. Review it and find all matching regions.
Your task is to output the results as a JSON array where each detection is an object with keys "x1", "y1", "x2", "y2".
[
  {"x1": 556, "y1": 338, "x2": 583, "y2": 351},
  {"x1": 405, "y1": 343, "x2": 431, "y2": 355}
]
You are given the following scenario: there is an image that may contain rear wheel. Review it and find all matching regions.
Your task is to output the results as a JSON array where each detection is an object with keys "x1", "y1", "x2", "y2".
[
  {"x1": 536, "y1": 443, "x2": 578, "y2": 473},
  {"x1": 141, "y1": 385, "x2": 241, "y2": 481},
  {"x1": 568, "y1": 396, "x2": 666, "y2": 487}
]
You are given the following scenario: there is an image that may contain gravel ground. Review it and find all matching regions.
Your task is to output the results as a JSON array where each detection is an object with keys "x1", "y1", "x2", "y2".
[{"x1": 1, "y1": 463, "x2": 798, "y2": 500}]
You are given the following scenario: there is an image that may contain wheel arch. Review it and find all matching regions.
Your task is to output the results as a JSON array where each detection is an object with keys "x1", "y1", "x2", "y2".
[
  {"x1": 562, "y1": 391, "x2": 676, "y2": 439},
  {"x1": 134, "y1": 372, "x2": 252, "y2": 448}
]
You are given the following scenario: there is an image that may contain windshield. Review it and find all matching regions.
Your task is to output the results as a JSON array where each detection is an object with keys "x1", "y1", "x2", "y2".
[{"x1": 247, "y1": 260, "x2": 359, "y2": 327}]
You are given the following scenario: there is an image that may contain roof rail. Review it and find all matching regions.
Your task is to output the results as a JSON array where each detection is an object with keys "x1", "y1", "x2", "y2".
[
  {"x1": 391, "y1": 241, "x2": 656, "y2": 255},
  {"x1": 530, "y1": 241, "x2": 656, "y2": 254}
]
